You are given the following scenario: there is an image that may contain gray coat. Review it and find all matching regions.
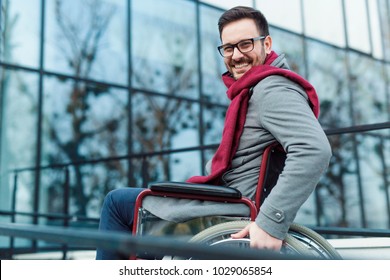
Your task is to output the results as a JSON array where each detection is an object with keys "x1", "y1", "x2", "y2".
[{"x1": 143, "y1": 54, "x2": 332, "y2": 240}]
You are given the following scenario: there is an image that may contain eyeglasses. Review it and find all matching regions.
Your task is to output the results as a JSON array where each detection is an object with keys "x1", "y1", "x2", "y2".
[{"x1": 217, "y1": 36, "x2": 266, "y2": 57}]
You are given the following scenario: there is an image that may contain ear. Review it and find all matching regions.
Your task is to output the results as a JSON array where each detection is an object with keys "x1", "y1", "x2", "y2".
[{"x1": 264, "y1": 36, "x2": 272, "y2": 54}]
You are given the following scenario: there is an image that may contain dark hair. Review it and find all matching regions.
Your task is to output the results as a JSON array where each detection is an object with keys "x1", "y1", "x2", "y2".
[{"x1": 218, "y1": 6, "x2": 269, "y2": 38}]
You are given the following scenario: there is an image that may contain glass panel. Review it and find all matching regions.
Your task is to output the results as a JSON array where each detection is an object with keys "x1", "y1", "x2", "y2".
[
  {"x1": 0, "y1": 71, "x2": 37, "y2": 258},
  {"x1": 344, "y1": 0, "x2": 371, "y2": 53},
  {"x1": 256, "y1": 0, "x2": 302, "y2": 33},
  {"x1": 10, "y1": 171, "x2": 36, "y2": 248},
  {"x1": 387, "y1": 64, "x2": 390, "y2": 117},
  {"x1": 297, "y1": 134, "x2": 362, "y2": 227},
  {"x1": 44, "y1": 0, "x2": 127, "y2": 84},
  {"x1": 202, "y1": 105, "x2": 225, "y2": 146},
  {"x1": 0, "y1": 0, "x2": 40, "y2": 67},
  {"x1": 201, "y1": 0, "x2": 253, "y2": 10},
  {"x1": 170, "y1": 151, "x2": 202, "y2": 182},
  {"x1": 40, "y1": 161, "x2": 128, "y2": 220},
  {"x1": 131, "y1": 0, "x2": 199, "y2": 98},
  {"x1": 200, "y1": 5, "x2": 228, "y2": 104},
  {"x1": 349, "y1": 53, "x2": 387, "y2": 125},
  {"x1": 0, "y1": 70, "x2": 38, "y2": 169},
  {"x1": 132, "y1": 92, "x2": 199, "y2": 153},
  {"x1": 131, "y1": 151, "x2": 202, "y2": 186},
  {"x1": 270, "y1": 28, "x2": 305, "y2": 76},
  {"x1": 306, "y1": 40, "x2": 351, "y2": 128},
  {"x1": 132, "y1": 92, "x2": 200, "y2": 182},
  {"x1": 41, "y1": 76, "x2": 129, "y2": 165},
  {"x1": 378, "y1": 0, "x2": 390, "y2": 61},
  {"x1": 303, "y1": 0, "x2": 345, "y2": 47},
  {"x1": 357, "y1": 133, "x2": 390, "y2": 228},
  {"x1": 368, "y1": 0, "x2": 383, "y2": 59}
]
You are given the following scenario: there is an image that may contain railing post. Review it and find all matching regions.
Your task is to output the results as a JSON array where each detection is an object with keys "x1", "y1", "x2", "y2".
[
  {"x1": 62, "y1": 167, "x2": 70, "y2": 259},
  {"x1": 9, "y1": 172, "x2": 18, "y2": 259},
  {"x1": 142, "y1": 156, "x2": 149, "y2": 188}
]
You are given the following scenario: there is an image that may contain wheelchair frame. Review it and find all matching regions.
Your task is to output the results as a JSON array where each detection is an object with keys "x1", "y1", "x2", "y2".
[{"x1": 130, "y1": 143, "x2": 341, "y2": 259}]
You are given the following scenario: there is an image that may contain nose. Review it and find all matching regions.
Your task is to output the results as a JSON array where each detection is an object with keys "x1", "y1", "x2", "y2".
[{"x1": 231, "y1": 46, "x2": 244, "y2": 60}]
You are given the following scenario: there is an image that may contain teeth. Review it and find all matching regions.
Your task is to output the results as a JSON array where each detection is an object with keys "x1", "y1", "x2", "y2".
[{"x1": 234, "y1": 63, "x2": 249, "y2": 69}]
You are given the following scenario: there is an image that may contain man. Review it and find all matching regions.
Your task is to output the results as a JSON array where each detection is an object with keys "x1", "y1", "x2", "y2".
[{"x1": 96, "y1": 6, "x2": 331, "y2": 259}]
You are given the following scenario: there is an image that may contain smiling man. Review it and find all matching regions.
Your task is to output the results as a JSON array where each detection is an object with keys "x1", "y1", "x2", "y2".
[
  {"x1": 187, "y1": 6, "x2": 332, "y2": 250},
  {"x1": 96, "y1": 6, "x2": 331, "y2": 259}
]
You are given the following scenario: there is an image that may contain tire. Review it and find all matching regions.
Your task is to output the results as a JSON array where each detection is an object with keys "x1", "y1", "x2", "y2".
[
  {"x1": 288, "y1": 222, "x2": 342, "y2": 259},
  {"x1": 165, "y1": 220, "x2": 341, "y2": 259}
]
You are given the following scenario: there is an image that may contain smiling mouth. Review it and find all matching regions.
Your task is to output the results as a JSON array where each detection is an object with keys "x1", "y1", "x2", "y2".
[{"x1": 233, "y1": 62, "x2": 250, "y2": 70}]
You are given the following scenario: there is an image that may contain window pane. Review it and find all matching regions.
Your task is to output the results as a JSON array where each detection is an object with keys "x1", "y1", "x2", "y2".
[
  {"x1": 350, "y1": 53, "x2": 387, "y2": 125},
  {"x1": 40, "y1": 161, "x2": 128, "y2": 219},
  {"x1": 271, "y1": 28, "x2": 305, "y2": 76},
  {"x1": 0, "y1": 70, "x2": 38, "y2": 169},
  {"x1": 202, "y1": 105, "x2": 225, "y2": 146},
  {"x1": 303, "y1": 0, "x2": 345, "y2": 47},
  {"x1": 299, "y1": 134, "x2": 361, "y2": 227},
  {"x1": 131, "y1": 91, "x2": 200, "y2": 182},
  {"x1": 0, "y1": 69, "x2": 38, "y2": 221},
  {"x1": 131, "y1": 150, "x2": 201, "y2": 186},
  {"x1": 200, "y1": 5, "x2": 227, "y2": 104},
  {"x1": 201, "y1": 0, "x2": 253, "y2": 10},
  {"x1": 344, "y1": 0, "x2": 371, "y2": 52},
  {"x1": 0, "y1": 0, "x2": 40, "y2": 67},
  {"x1": 131, "y1": 0, "x2": 199, "y2": 98},
  {"x1": 358, "y1": 133, "x2": 390, "y2": 228},
  {"x1": 132, "y1": 92, "x2": 200, "y2": 153},
  {"x1": 256, "y1": 0, "x2": 302, "y2": 33},
  {"x1": 41, "y1": 76, "x2": 129, "y2": 165},
  {"x1": 378, "y1": 0, "x2": 390, "y2": 61},
  {"x1": 44, "y1": 0, "x2": 127, "y2": 84},
  {"x1": 306, "y1": 41, "x2": 351, "y2": 128}
]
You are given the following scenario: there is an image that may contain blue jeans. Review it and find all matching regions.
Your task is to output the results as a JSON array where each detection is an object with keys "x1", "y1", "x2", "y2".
[{"x1": 95, "y1": 187, "x2": 144, "y2": 260}]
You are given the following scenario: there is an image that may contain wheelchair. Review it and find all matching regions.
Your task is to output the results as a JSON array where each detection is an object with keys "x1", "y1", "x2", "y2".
[{"x1": 131, "y1": 143, "x2": 342, "y2": 260}]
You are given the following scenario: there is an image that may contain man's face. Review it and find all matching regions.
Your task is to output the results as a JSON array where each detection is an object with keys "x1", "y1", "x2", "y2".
[{"x1": 220, "y1": 18, "x2": 272, "y2": 80}]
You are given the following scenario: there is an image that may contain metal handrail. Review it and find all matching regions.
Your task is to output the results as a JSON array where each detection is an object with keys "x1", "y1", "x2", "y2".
[
  {"x1": 0, "y1": 222, "x2": 307, "y2": 260},
  {"x1": 311, "y1": 226, "x2": 390, "y2": 238}
]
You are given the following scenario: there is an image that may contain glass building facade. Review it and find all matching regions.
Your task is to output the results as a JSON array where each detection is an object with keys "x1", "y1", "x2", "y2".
[{"x1": 0, "y1": 0, "x2": 389, "y2": 252}]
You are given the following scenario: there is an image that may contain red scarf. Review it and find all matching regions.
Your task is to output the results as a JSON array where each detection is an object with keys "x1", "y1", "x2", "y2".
[{"x1": 186, "y1": 51, "x2": 319, "y2": 185}]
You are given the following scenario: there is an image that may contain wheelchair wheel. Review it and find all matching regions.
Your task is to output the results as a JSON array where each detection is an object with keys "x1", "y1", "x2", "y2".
[
  {"x1": 166, "y1": 220, "x2": 341, "y2": 259},
  {"x1": 288, "y1": 222, "x2": 342, "y2": 259}
]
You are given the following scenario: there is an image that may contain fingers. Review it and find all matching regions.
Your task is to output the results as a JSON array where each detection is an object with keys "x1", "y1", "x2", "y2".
[
  {"x1": 230, "y1": 224, "x2": 250, "y2": 239},
  {"x1": 231, "y1": 222, "x2": 283, "y2": 251}
]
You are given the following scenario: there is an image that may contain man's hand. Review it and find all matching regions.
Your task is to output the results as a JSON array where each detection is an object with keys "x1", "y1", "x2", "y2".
[{"x1": 231, "y1": 222, "x2": 283, "y2": 251}]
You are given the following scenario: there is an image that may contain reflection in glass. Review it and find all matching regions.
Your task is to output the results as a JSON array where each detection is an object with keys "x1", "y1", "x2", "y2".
[
  {"x1": 202, "y1": 105, "x2": 225, "y2": 146},
  {"x1": 302, "y1": 134, "x2": 361, "y2": 227},
  {"x1": 131, "y1": 150, "x2": 202, "y2": 187},
  {"x1": 349, "y1": 52, "x2": 387, "y2": 125},
  {"x1": 0, "y1": 70, "x2": 38, "y2": 169},
  {"x1": 200, "y1": 5, "x2": 227, "y2": 104},
  {"x1": 270, "y1": 28, "x2": 305, "y2": 76},
  {"x1": 44, "y1": 0, "x2": 127, "y2": 84},
  {"x1": 0, "y1": 0, "x2": 40, "y2": 67},
  {"x1": 41, "y1": 76, "x2": 128, "y2": 215},
  {"x1": 306, "y1": 40, "x2": 350, "y2": 128},
  {"x1": 357, "y1": 133, "x2": 390, "y2": 228},
  {"x1": 0, "y1": 69, "x2": 38, "y2": 227},
  {"x1": 42, "y1": 76, "x2": 128, "y2": 164},
  {"x1": 132, "y1": 92, "x2": 200, "y2": 182},
  {"x1": 40, "y1": 161, "x2": 128, "y2": 218},
  {"x1": 132, "y1": 0, "x2": 199, "y2": 98},
  {"x1": 303, "y1": 0, "x2": 345, "y2": 47}
]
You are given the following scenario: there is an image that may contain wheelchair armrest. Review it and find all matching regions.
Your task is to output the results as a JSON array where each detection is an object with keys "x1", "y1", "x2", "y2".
[{"x1": 148, "y1": 181, "x2": 242, "y2": 199}]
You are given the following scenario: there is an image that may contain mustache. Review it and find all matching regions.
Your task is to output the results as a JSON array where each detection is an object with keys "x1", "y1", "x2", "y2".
[{"x1": 230, "y1": 58, "x2": 250, "y2": 66}]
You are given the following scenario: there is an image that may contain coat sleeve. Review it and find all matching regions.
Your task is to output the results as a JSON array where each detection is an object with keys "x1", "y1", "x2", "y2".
[{"x1": 253, "y1": 76, "x2": 332, "y2": 240}]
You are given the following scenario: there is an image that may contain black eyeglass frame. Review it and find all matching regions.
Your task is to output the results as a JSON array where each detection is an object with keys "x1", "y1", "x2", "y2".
[{"x1": 217, "y1": 36, "x2": 266, "y2": 57}]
